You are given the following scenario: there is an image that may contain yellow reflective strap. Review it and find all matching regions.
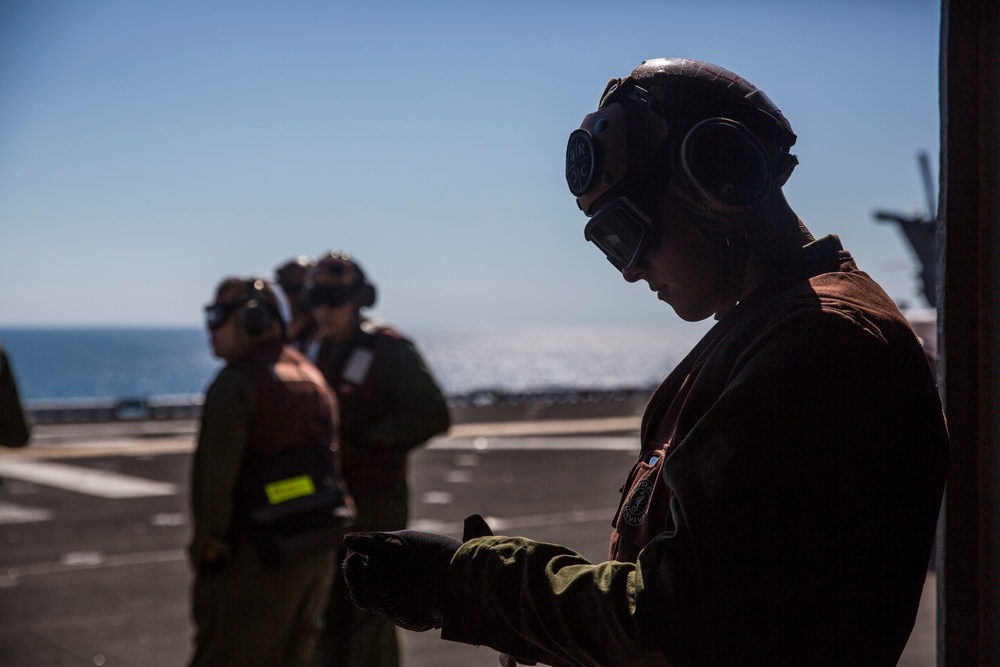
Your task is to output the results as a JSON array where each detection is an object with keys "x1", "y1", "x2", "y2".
[{"x1": 264, "y1": 475, "x2": 316, "y2": 505}]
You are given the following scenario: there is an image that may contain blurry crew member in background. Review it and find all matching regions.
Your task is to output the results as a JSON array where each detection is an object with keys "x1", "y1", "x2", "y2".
[
  {"x1": 339, "y1": 58, "x2": 949, "y2": 666},
  {"x1": 0, "y1": 342, "x2": 30, "y2": 448},
  {"x1": 189, "y1": 277, "x2": 351, "y2": 667},
  {"x1": 304, "y1": 251, "x2": 451, "y2": 667},
  {"x1": 275, "y1": 255, "x2": 318, "y2": 352}
]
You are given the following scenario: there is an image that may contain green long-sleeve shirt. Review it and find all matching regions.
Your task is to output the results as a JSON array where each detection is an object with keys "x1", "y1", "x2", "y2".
[
  {"x1": 444, "y1": 537, "x2": 662, "y2": 667},
  {"x1": 189, "y1": 365, "x2": 252, "y2": 567},
  {"x1": 314, "y1": 320, "x2": 450, "y2": 491}
]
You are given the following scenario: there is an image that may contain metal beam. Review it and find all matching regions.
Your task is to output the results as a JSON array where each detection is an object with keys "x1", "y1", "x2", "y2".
[{"x1": 938, "y1": 0, "x2": 1000, "y2": 664}]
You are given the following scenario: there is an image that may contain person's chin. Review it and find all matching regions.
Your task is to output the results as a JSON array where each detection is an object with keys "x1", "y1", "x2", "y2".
[{"x1": 669, "y1": 301, "x2": 715, "y2": 323}]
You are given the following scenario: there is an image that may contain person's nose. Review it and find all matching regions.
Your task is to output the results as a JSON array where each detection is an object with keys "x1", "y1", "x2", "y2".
[{"x1": 622, "y1": 263, "x2": 645, "y2": 283}]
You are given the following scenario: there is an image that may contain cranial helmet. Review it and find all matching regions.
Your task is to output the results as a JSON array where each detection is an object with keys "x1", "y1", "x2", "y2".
[
  {"x1": 566, "y1": 58, "x2": 799, "y2": 272},
  {"x1": 304, "y1": 251, "x2": 377, "y2": 309},
  {"x1": 205, "y1": 277, "x2": 291, "y2": 337},
  {"x1": 274, "y1": 256, "x2": 314, "y2": 295},
  {"x1": 274, "y1": 255, "x2": 315, "y2": 315}
]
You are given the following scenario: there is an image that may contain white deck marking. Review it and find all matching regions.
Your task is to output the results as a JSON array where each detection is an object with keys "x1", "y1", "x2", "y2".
[
  {"x1": 0, "y1": 423, "x2": 639, "y2": 461},
  {"x1": 446, "y1": 416, "x2": 641, "y2": 438},
  {"x1": 1, "y1": 508, "x2": 618, "y2": 584},
  {"x1": 427, "y1": 436, "x2": 639, "y2": 451},
  {"x1": 407, "y1": 507, "x2": 618, "y2": 536},
  {"x1": 0, "y1": 501, "x2": 54, "y2": 524},
  {"x1": 0, "y1": 460, "x2": 176, "y2": 498},
  {"x1": 1, "y1": 548, "x2": 187, "y2": 585}
]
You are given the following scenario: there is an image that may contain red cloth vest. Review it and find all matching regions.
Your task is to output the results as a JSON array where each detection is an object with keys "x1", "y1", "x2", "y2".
[
  {"x1": 233, "y1": 343, "x2": 339, "y2": 461},
  {"x1": 319, "y1": 327, "x2": 410, "y2": 491}
]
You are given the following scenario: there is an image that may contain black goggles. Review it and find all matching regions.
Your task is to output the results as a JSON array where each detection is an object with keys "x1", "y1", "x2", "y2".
[
  {"x1": 303, "y1": 283, "x2": 357, "y2": 308},
  {"x1": 204, "y1": 300, "x2": 246, "y2": 330},
  {"x1": 584, "y1": 196, "x2": 659, "y2": 272}
]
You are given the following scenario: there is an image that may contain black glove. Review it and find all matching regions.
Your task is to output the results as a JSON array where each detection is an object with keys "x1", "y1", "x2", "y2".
[
  {"x1": 342, "y1": 514, "x2": 493, "y2": 632},
  {"x1": 461, "y1": 513, "x2": 493, "y2": 540}
]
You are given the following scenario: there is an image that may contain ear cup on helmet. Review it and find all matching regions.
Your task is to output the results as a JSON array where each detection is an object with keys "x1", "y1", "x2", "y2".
[
  {"x1": 305, "y1": 252, "x2": 379, "y2": 310},
  {"x1": 357, "y1": 281, "x2": 377, "y2": 309},
  {"x1": 679, "y1": 118, "x2": 772, "y2": 213},
  {"x1": 240, "y1": 278, "x2": 283, "y2": 337},
  {"x1": 241, "y1": 299, "x2": 271, "y2": 337}
]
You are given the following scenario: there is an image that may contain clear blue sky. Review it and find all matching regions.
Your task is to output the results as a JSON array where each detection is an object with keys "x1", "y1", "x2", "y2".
[{"x1": 0, "y1": 0, "x2": 941, "y2": 332}]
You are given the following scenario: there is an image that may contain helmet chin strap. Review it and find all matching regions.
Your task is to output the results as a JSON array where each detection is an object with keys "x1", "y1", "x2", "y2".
[
  {"x1": 713, "y1": 232, "x2": 751, "y2": 320},
  {"x1": 668, "y1": 188, "x2": 752, "y2": 320}
]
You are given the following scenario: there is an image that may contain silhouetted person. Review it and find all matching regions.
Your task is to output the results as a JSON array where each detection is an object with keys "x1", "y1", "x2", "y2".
[
  {"x1": 341, "y1": 58, "x2": 949, "y2": 667},
  {"x1": 0, "y1": 343, "x2": 30, "y2": 448}
]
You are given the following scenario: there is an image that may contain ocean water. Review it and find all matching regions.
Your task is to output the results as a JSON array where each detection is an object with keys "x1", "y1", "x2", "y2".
[
  {"x1": 0, "y1": 324, "x2": 707, "y2": 403},
  {"x1": 0, "y1": 328, "x2": 219, "y2": 403}
]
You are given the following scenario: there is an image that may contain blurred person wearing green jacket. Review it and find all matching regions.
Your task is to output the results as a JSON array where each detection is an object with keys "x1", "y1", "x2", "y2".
[
  {"x1": 304, "y1": 251, "x2": 451, "y2": 667},
  {"x1": 188, "y1": 277, "x2": 351, "y2": 667}
]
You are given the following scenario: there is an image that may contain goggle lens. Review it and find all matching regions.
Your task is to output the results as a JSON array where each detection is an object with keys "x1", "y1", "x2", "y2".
[
  {"x1": 304, "y1": 284, "x2": 356, "y2": 309},
  {"x1": 584, "y1": 197, "x2": 656, "y2": 272},
  {"x1": 204, "y1": 302, "x2": 241, "y2": 330}
]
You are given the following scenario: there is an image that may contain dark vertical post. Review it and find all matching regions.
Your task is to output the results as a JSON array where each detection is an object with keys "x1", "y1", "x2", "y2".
[{"x1": 938, "y1": 0, "x2": 1000, "y2": 664}]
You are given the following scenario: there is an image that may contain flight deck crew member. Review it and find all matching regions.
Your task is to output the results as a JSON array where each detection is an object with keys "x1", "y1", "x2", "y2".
[
  {"x1": 304, "y1": 251, "x2": 451, "y2": 667},
  {"x1": 188, "y1": 277, "x2": 349, "y2": 667},
  {"x1": 275, "y1": 256, "x2": 319, "y2": 352},
  {"x1": 0, "y1": 343, "x2": 31, "y2": 448},
  {"x1": 339, "y1": 58, "x2": 950, "y2": 666}
]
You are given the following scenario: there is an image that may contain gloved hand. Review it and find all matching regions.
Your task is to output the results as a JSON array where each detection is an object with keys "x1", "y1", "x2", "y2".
[{"x1": 342, "y1": 514, "x2": 494, "y2": 632}]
